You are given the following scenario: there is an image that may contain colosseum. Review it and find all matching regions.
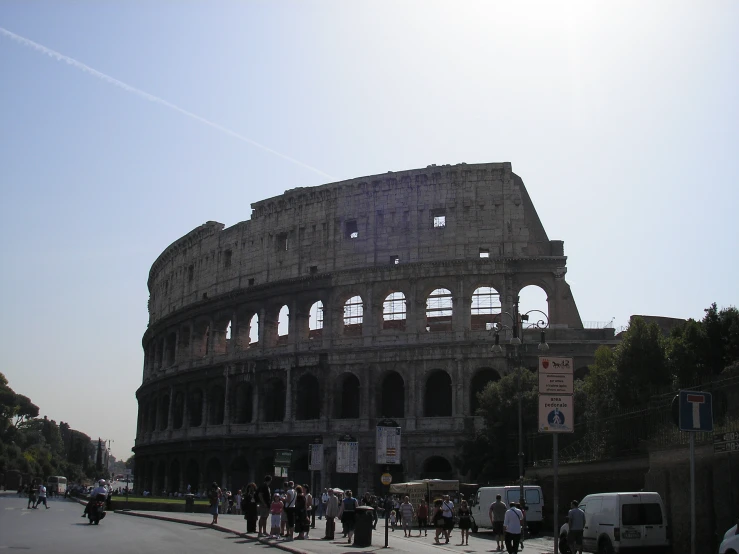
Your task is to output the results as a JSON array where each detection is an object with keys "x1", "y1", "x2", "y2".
[{"x1": 134, "y1": 161, "x2": 616, "y2": 495}]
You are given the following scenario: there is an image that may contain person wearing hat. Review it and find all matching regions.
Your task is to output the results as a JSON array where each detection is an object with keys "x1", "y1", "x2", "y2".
[{"x1": 208, "y1": 482, "x2": 222, "y2": 525}]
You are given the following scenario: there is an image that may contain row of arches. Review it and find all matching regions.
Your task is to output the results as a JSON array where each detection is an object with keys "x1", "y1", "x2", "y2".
[
  {"x1": 144, "y1": 285, "x2": 548, "y2": 373},
  {"x1": 137, "y1": 368, "x2": 502, "y2": 434}
]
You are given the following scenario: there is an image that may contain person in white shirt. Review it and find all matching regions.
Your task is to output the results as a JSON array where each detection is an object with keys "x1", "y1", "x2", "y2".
[
  {"x1": 35, "y1": 484, "x2": 49, "y2": 509},
  {"x1": 503, "y1": 501, "x2": 524, "y2": 553},
  {"x1": 82, "y1": 480, "x2": 108, "y2": 517},
  {"x1": 320, "y1": 489, "x2": 329, "y2": 520}
]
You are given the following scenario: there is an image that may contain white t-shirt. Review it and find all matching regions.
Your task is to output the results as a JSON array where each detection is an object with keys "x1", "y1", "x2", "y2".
[
  {"x1": 285, "y1": 488, "x2": 296, "y2": 508},
  {"x1": 504, "y1": 507, "x2": 523, "y2": 534},
  {"x1": 441, "y1": 500, "x2": 454, "y2": 518},
  {"x1": 37, "y1": 485, "x2": 46, "y2": 498},
  {"x1": 91, "y1": 486, "x2": 108, "y2": 498}
]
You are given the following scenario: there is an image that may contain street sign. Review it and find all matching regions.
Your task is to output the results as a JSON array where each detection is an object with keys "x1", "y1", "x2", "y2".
[
  {"x1": 538, "y1": 371, "x2": 573, "y2": 395},
  {"x1": 337, "y1": 436, "x2": 358, "y2": 473},
  {"x1": 309, "y1": 443, "x2": 324, "y2": 471},
  {"x1": 538, "y1": 395, "x2": 574, "y2": 433},
  {"x1": 713, "y1": 431, "x2": 739, "y2": 454},
  {"x1": 381, "y1": 473, "x2": 392, "y2": 486},
  {"x1": 376, "y1": 425, "x2": 402, "y2": 464},
  {"x1": 274, "y1": 449, "x2": 293, "y2": 467},
  {"x1": 538, "y1": 357, "x2": 573, "y2": 374},
  {"x1": 678, "y1": 390, "x2": 713, "y2": 432}
]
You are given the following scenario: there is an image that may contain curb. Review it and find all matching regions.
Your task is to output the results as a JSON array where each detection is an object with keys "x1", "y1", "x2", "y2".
[{"x1": 114, "y1": 510, "x2": 311, "y2": 554}]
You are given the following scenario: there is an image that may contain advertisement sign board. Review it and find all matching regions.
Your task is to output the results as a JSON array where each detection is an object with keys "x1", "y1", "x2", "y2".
[
  {"x1": 376, "y1": 426, "x2": 402, "y2": 465},
  {"x1": 336, "y1": 439, "x2": 358, "y2": 474},
  {"x1": 309, "y1": 443, "x2": 324, "y2": 471}
]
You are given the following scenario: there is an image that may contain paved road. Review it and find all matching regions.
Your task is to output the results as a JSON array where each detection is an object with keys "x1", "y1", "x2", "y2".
[{"x1": 0, "y1": 495, "x2": 267, "y2": 554}]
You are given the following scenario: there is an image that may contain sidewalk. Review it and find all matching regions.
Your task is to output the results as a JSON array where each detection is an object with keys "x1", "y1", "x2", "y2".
[{"x1": 114, "y1": 509, "x2": 556, "y2": 554}]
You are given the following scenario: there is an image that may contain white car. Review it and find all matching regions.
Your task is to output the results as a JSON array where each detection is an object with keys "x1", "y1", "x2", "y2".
[{"x1": 719, "y1": 524, "x2": 739, "y2": 554}]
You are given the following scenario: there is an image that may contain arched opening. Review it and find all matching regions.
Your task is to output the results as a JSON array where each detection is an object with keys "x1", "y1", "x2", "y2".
[
  {"x1": 165, "y1": 332, "x2": 177, "y2": 366},
  {"x1": 206, "y1": 457, "x2": 223, "y2": 488},
  {"x1": 188, "y1": 389, "x2": 203, "y2": 427},
  {"x1": 426, "y1": 288, "x2": 453, "y2": 332},
  {"x1": 263, "y1": 378, "x2": 285, "y2": 422},
  {"x1": 148, "y1": 401, "x2": 157, "y2": 432},
  {"x1": 208, "y1": 386, "x2": 225, "y2": 425},
  {"x1": 232, "y1": 382, "x2": 253, "y2": 424},
  {"x1": 296, "y1": 374, "x2": 320, "y2": 420},
  {"x1": 383, "y1": 292, "x2": 406, "y2": 331},
  {"x1": 277, "y1": 305, "x2": 290, "y2": 345},
  {"x1": 193, "y1": 320, "x2": 210, "y2": 357},
  {"x1": 159, "y1": 393, "x2": 170, "y2": 430},
  {"x1": 380, "y1": 372, "x2": 405, "y2": 418},
  {"x1": 518, "y1": 285, "x2": 549, "y2": 324},
  {"x1": 173, "y1": 392, "x2": 184, "y2": 429},
  {"x1": 178, "y1": 325, "x2": 191, "y2": 361},
  {"x1": 343, "y1": 296, "x2": 363, "y2": 337},
  {"x1": 309, "y1": 301, "x2": 323, "y2": 340},
  {"x1": 185, "y1": 459, "x2": 199, "y2": 492},
  {"x1": 421, "y1": 456, "x2": 454, "y2": 480},
  {"x1": 230, "y1": 456, "x2": 250, "y2": 490},
  {"x1": 469, "y1": 369, "x2": 501, "y2": 415},
  {"x1": 156, "y1": 461, "x2": 166, "y2": 495},
  {"x1": 424, "y1": 370, "x2": 453, "y2": 417},
  {"x1": 248, "y1": 313, "x2": 259, "y2": 348},
  {"x1": 212, "y1": 316, "x2": 230, "y2": 355},
  {"x1": 169, "y1": 459, "x2": 181, "y2": 493},
  {"x1": 336, "y1": 373, "x2": 360, "y2": 419},
  {"x1": 471, "y1": 286, "x2": 501, "y2": 331}
]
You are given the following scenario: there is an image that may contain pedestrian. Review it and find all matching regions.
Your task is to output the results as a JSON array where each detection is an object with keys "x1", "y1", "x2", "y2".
[
  {"x1": 457, "y1": 499, "x2": 471, "y2": 546},
  {"x1": 234, "y1": 489, "x2": 242, "y2": 516},
  {"x1": 319, "y1": 488, "x2": 328, "y2": 520},
  {"x1": 390, "y1": 510, "x2": 397, "y2": 530},
  {"x1": 441, "y1": 494, "x2": 455, "y2": 544},
  {"x1": 305, "y1": 484, "x2": 314, "y2": 531},
  {"x1": 221, "y1": 489, "x2": 230, "y2": 514},
  {"x1": 489, "y1": 493, "x2": 507, "y2": 551},
  {"x1": 294, "y1": 485, "x2": 309, "y2": 540},
  {"x1": 400, "y1": 496, "x2": 415, "y2": 537},
  {"x1": 27, "y1": 482, "x2": 37, "y2": 509},
  {"x1": 323, "y1": 488, "x2": 339, "y2": 540},
  {"x1": 35, "y1": 483, "x2": 49, "y2": 509},
  {"x1": 566, "y1": 500, "x2": 586, "y2": 554},
  {"x1": 283, "y1": 481, "x2": 297, "y2": 541},
  {"x1": 417, "y1": 499, "x2": 429, "y2": 536},
  {"x1": 503, "y1": 501, "x2": 523, "y2": 553},
  {"x1": 270, "y1": 493, "x2": 283, "y2": 538},
  {"x1": 339, "y1": 489, "x2": 358, "y2": 545},
  {"x1": 243, "y1": 483, "x2": 258, "y2": 533},
  {"x1": 432, "y1": 499, "x2": 445, "y2": 544},
  {"x1": 559, "y1": 521, "x2": 571, "y2": 554},
  {"x1": 208, "y1": 482, "x2": 222, "y2": 525},
  {"x1": 256, "y1": 475, "x2": 272, "y2": 537}
]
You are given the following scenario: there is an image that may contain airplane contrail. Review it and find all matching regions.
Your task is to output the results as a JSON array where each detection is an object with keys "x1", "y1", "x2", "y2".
[{"x1": 0, "y1": 26, "x2": 334, "y2": 179}]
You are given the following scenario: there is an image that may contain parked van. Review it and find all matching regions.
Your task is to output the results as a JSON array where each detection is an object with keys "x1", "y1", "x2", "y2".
[
  {"x1": 579, "y1": 492, "x2": 669, "y2": 553},
  {"x1": 469, "y1": 485, "x2": 544, "y2": 534}
]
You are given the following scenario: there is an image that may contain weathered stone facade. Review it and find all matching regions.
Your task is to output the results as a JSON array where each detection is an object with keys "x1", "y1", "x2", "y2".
[{"x1": 134, "y1": 162, "x2": 616, "y2": 494}]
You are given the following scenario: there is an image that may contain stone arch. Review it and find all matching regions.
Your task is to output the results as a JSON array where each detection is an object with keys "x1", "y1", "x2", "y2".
[
  {"x1": 336, "y1": 373, "x2": 360, "y2": 419},
  {"x1": 164, "y1": 331, "x2": 177, "y2": 366},
  {"x1": 185, "y1": 459, "x2": 199, "y2": 492},
  {"x1": 421, "y1": 456, "x2": 453, "y2": 480},
  {"x1": 188, "y1": 388, "x2": 203, "y2": 427},
  {"x1": 277, "y1": 305, "x2": 290, "y2": 345},
  {"x1": 262, "y1": 378, "x2": 285, "y2": 422},
  {"x1": 383, "y1": 292, "x2": 407, "y2": 331},
  {"x1": 147, "y1": 400, "x2": 157, "y2": 432},
  {"x1": 517, "y1": 284, "x2": 550, "y2": 324},
  {"x1": 232, "y1": 382, "x2": 253, "y2": 424},
  {"x1": 158, "y1": 392, "x2": 170, "y2": 430},
  {"x1": 248, "y1": 313, "x2": 260, "y2": 347},
  {"x1": 470, "y1": 286, "x2": 502, "y2": 331},
  {"x1": 426, "y1": 288, "x2": 453, "y2": 332},
  {"x1": 379, "y1": 371, "x2": 405, "y2": 418},
  {"x1": 169, "y1": 459, "x2": 181, "y2": 493},
  {"x1": 206, "y1": 457, "x2": 223, "y2": 487},
  {"x1": 208, "y1": 385, "x2": 225, "y2": 425},
  {"x1": 342, "y1": 294, "x2": 364, "y2": 337},
  {"x1": 424, "y1": 370, "x2": 453, "y2": 417},
  {"x1": 469, "y1": 368, "x2": 501, "y2": 415},
  {"x1": 230, "y1": 456, "x2": 250, "y2": 490},
  {"x1": 177, "y1": 324, "x2": 191, "y2": 361},
  {"x1": 156, "y1": 460, "x2": 166, "y2": 494},
  {"x1": 309, "y1": 301, "x2": 324, "y2": 340},
  {"x1": 295, "y1": 374, "x2": 320, "y2": 420},
  {"x1": 173, "y1": 391, "x2": 184, "y2": 429},
  {"x1": 192, "y1": 319, "x2": 210, "y2": 357}
]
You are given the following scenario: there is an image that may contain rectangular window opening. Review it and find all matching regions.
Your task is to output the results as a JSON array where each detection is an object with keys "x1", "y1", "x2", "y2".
[
  {"x1": 345, "y1": 220, "x2": 358, "y2": 239},
  {"x1": 310, "y1": 265, "x2": 318, "y2": 274},
  {"x1": 390, "y1": 255, "x2": 399, "y2": 265},
  {"x1": 277, "y1": 233, "x2": 288, "y2": 251},
  {"x1": 188, "y1": 265, "x2": 194, "y2": 282},
  {"x1": 479, "y1": 248, "x2": 490, "y2": 258},
  {"x1": 432, "y1": 209, "x2": 446, "y2": 228},
  {"x1": 224, "y1": 249, "x2": 232, "y2": 268},
  {"x1": 248, "y1": 278, "x2": 255, "y2": 286}
]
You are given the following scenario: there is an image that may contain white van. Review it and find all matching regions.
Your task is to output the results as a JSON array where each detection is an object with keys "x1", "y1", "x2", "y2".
[
  {"x1": 469, "y1": 485, "x2": 544, "y2": 534},
  {"x1": 578, "y1": 492, "x2": 669, "y2": 553}
]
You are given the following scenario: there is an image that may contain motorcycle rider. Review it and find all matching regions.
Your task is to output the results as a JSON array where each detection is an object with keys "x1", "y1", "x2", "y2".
[{"x1": 82, "y1": 480, "x2": 109, "y2": 518}]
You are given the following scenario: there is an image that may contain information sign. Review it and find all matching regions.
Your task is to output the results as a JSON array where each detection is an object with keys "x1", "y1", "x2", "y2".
[
  {"x1": 376, "y1": 426, "x2": 402, "y2": 464},
  {"x1": 381, "y1": 473, "x2": 392, "y2": 486},
  {"x1": 274, "y1": 449, "x2": 292, "y2": 467},
  {"x1": 336, "y1": 439, "x2": 359, "y2": 473},
  {"x1": 538, "y1": 357, "x2": 573, "y2": 374},
  {"x1": 538, "y1": 395, "x2": 574, "y2": 433},
  {"x1": 678, "y1": 390, "x2": 713, "y2": 432},
  {"x1": 538, "y1": 372, "x2": 574, "y2": 395},
  {"x1": 309, "y1": 443, "x2": 324, "y2": 471},
  {"x1": 713, "y1": 431, "x2": 739, "y2": 454}
]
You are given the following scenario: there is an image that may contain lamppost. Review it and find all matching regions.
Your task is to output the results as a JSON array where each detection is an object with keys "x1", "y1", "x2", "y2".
[{"x1": 490, "y1": 296, "x2": 549, "y2": 541}]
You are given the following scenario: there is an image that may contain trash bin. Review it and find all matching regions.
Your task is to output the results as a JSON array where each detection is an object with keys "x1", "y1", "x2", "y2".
[
  {"x1": 354, "y1": 506, "x2": 374, "y2": 547},
  {"x1": 184, "y1": 493, "x2": 195, "y2": 513}
]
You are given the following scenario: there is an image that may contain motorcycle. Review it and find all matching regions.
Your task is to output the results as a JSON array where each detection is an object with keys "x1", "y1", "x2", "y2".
[{"x1": 88, "y1": 494, "x2": 107, "y2": 525}]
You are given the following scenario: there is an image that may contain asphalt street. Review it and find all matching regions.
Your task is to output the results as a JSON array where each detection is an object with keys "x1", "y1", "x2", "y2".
[{"x1": 0, "y1": 494, "x2": 266, "y2": 554}]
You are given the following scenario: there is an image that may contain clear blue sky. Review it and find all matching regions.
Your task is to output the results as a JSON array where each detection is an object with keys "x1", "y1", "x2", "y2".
[{"x1": 1, "y1": 1, "x2": 737, "y2": 461}]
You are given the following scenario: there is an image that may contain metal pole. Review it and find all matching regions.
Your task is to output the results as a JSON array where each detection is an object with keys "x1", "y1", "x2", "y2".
[
  {"x1": 517, "y1": 354, "x2": 526, "y2": 543},
  {"x1": 553, "y1": 434, "x2": 559, "y2": 554},
  {"x1": 690, "y1": 433, "x2": 695, "y2": 554}
]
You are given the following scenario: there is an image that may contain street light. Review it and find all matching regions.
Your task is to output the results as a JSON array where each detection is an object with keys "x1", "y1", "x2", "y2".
[{"x1": 489, "y1": 296, "x2": 549, "y2": 542}]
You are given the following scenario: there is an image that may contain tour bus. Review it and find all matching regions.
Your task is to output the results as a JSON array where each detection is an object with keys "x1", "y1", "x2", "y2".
[
  {"x1": 469, "y1": 485, "x2": 545, "y2": 533},
  {"x1": 47, "y1": 476, "x2": 67, "y2": 495}
]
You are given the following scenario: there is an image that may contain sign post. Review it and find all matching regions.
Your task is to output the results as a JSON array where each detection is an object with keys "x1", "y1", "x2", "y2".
[
  {"x1": 376, "y1": 419, "x2": 400, "y2": 548},
  {"x1": 274, "y1": 449, "x2": 293, "y2": 483},
  {"x1": 308, "y1": 436, "x2": 323, "y2": 506},
  {"x1": 538, "y1": 356, "x2": 573, "y2": 554},
  {"x1": 678, "y1": 390, "x2": 713, "y2": 554}
]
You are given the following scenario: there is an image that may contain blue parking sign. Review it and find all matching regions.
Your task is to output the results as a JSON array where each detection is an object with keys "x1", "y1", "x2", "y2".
[{"x1": 679, "y1": 390, "x2": 713, "y2": 432}]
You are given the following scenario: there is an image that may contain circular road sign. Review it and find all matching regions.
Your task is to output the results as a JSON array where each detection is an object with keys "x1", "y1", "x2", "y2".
[{"x1": 381, "y1": 473, "x2": 392, "y2": 486}]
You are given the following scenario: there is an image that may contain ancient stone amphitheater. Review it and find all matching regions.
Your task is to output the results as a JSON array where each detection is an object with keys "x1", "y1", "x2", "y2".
[{"x1": 134, "y1": 162, "x2": 615, "y2": 495}]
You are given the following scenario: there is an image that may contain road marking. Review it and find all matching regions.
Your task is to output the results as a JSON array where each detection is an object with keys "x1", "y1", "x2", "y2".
[{"x1": 4, "y1": 507, "x2": 14, "y2": 510}]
